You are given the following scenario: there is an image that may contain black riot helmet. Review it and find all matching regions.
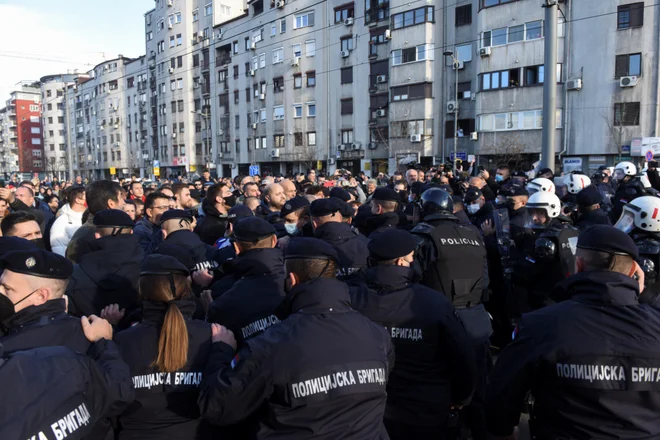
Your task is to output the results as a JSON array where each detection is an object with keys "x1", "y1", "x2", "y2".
[{"x1": 421, "y1": 188, "x2": 454, "y2": 221}]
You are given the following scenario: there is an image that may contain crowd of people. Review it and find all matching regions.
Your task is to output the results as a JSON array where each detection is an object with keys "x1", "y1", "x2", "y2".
[{"x1": 1, "y1": 157, "x2": 660, "y2": 439}]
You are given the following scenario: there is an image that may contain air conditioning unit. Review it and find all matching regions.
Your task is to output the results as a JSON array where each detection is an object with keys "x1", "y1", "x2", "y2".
[
  {"x1": 470, "y1": 132, "x2": 478, "y2": 141},
  {"x1": 249, "y1": 69, "x2": 256, "y2": 76},
  {"x1": 368, "y1": 142, "x2": 378, "y2": 150},
  {"x1": 479, "y1": 47, "x2": 491, "y2": 57},
  {"x1": 376, "y1": 75, "x2": 387, "y2": 83},
  {"x1": 277, "y1": 0, "x2": 285, "y2": 8},
  {"x1": 250, "y1": 42, "x2": 257, "y2": 50},
  {"x1": 351, "y1": 142, "x2": 361, "y2": 150},
  {"x1": 453, "y1": 61, "x2": 465, "y2": 70},
  {"x1": 168, "y1": 23, "x2": 173, "y2": 29},
  {"x1": 338, "y1": 144, "x2": 346, "y2": 151},
  {"x1": 566, "y1": 78, "x2": 582, "y2": 91},
  {"x1": 198, "y1": 31, "x2": 204, "y2": 39},
  {"x1": 172, "y1": 133, "x2": 177, "y2": 138},
  {"x1": 376, "y1": 109, "x2": 386, "y2": 117},
  {"x1": 217, "y1": 152, "x2": 223, "y2": 158},
  {"x1": 385, "y1": 29, "x2": 391, "y2": 40},
  {"x1": 340, "y1": 50, "x2": 350, "y2": 58},
  {"x1": 328, "y1": 158, "x2": 336, "y2": 165},
  {"x1": 167, "y1": 0, "x2": 173, "y2": 6},
  {"x1": 168, "y1": 68, "x2": 174, "y2": 74},
  {"x1": 271, "y1": 149, "x2": 280, "y2": 158},
  {"x1": 259, "y1": 93, "x2": 266, "y2": 100},
  {"x1": 620, "y1": 76, "x2": 638, "y2": 88},
  {"x1": 252, "y1": 123, "x2": 258, "y2": 129},
  {"x1": 291, "y1": 57, "x2": 300, "y2": 66},
  {"x1": 447, "y1": 101, "x2": 459, "y2": 113},
  {"x1": 216, "y1": 31, "x2": 223, "y2": 40},
  {"x1": 217, "y1": 128, "x2": 224, "y2": 135},
  {"x1": 114, "y1": 124, "x2": 119, "y2": 129},
  {"x1": 410, "y1": 134, "x2": 422, "y2": 143},
  {"x1": 344, "y1": 17, "x2": 354, "y2": 26}
]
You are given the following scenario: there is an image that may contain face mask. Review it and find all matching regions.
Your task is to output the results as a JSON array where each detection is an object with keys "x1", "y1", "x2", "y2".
[
  {"x1": 495, "y1": 175, "x2": 504, "y2": 183},
  {"x1": 223, "y1": 195, "x2": 237, "y2": 207},
  {"x1": 284, "y1": 223, "x2": 299, "y2": 235},
  {"x1": 506, "y1": 199, "x2": 518, "y2": 211},
  {"x1": 0, "y1": 294, "x2": 15, "y2": 323},
  {"x1": 31, "y1": 238, "x2": 46, "y2": 249},
  {"x1": 467, "y1": 203, "x2": 481, "y2": 214}
]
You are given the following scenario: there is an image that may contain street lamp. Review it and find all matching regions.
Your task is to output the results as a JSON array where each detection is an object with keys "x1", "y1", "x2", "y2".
[{"x1": 444, "y1": 50, "x2": 459, "y2": 174}]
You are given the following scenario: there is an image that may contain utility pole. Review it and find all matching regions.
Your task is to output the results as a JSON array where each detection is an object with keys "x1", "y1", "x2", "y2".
[
  {"x1": 443, "y1": 50, "x2": 460, "y2": 172},
  {"x1": 541, "y1": 0, "x2": 558, "y2": 171},
  {"x1": 63, "y1": 86, "x2": 74, "y2": 180}
]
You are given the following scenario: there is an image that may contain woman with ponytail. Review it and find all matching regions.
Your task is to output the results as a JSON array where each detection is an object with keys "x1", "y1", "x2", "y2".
[{"x1": 112, "y1": 254, "x2": 219, "y2": 440}]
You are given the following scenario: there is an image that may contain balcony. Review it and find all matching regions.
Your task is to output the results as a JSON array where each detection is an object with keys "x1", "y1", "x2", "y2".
[{"x1": 201, "y1": 60, "x2": 210, "y2": 71}]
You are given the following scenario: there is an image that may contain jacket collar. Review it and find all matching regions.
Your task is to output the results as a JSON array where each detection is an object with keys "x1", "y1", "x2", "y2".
[
  {"x1": 366, "y1": 211, "x2": 400, "y2": 231},
  {"x1": 366, "y1": 265, "x2": 417, "y2": 292},
  {"x1": 202, "y1": 199, "x2": 227, "y2": 219},
  {"x1": 290, "y1": 278, "x2": 353, "y2": 314},
  {"x1": 138, "y1": 216, "x2": 158, "y2": 231},
  {"x1": 141, "y1": 299, "x2": 196, "y2": 325},
  {"x1": 233, "y1": 248, "x2": 284, "y2": 277},
  {"x1": 314, "y1": 222, "x2": 356, "y2": 243},
  {"x1": 561, "y1": 270, "x2": 640, "y2": 306},
  {"x1": 165, "y1": 229, "x2": 204, "y2": 246},
  {"x1": 3, "y1": 298, "x2": 67, "y2": 331}
]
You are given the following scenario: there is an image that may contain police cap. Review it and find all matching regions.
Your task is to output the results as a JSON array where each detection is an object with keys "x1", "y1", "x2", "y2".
[
  {"x1": 576, "y1": 185, "x2": 602, "y2": 207},
  {"x1": 512, "y1": 170, "x2": 527, "y2": 178},
  {"x1": 368, "y1": 229, "x2": 417, "y2": 261},
  {"x1": 141, "y1": 254, "x2": 190, "y2": 276},
  {"x1": 285, "y1": 237, "x2": 338, "y2": 262},
  {"x1": 280, "y1": 196, "x2": 310, "y2": 218},
  {"x1": 538, "y1": 167, "x2": 554, "y2": 178},
  {"x1": 331, "y1": 198, "x2": 354, "y2": 218},
  {"x1": 464, "y1": 187, "x2": 483, "y2": 203},
  {"x1": 577, "y1": 225, "x2": 639, "y2": 260},
  {"x1": 155, "y1": 243, "x2": 196, "y2": 272},
  {"x1": 0, "y1": 237, "x2": 36, "y2": 258},
  {"x1": 0, "y1": 249, "x2": 73, "y2": 279},
  {"x1": 329, "y1": 187, "x2": 351, "y2": 202},
  {"x1": 233, "y1": 216, "x2": 276, "y2": 243},
  {"x1": 372, "y1": 187, "x2": 399, "y2": 202},
  {"x1": 159, "y1": 209, "x2": 193, "y2": 223},
  {"x1": 506, "y1": 186, "x2": 529, "y2": 198},
  {"x1": 310, "y1": 198, "x2": 341, "y2": 217},
  {"x1": 93, "y1": 209, "x2": 134, "y2": 228},
  {"x1": 227, "y1": 205, "x2": 254, "y2": 222}
]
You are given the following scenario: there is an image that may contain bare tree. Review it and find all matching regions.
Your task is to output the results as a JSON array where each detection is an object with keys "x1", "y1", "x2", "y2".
[
  {"x1": 280, "y1": 143, "x2": 319, "y2": 172},
  {"x1": 601, "y1": 109, "x2": 636, "y2": 162},
  {"x1": 483, "y1": 133, "x2": 527, "y2": 170}
]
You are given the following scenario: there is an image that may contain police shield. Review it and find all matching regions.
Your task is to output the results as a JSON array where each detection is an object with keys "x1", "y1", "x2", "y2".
[{"x1": 492, "y1": 208, "x2": 512, "y2": 257}]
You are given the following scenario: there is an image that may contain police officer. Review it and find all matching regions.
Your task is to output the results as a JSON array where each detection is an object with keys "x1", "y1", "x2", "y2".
[
  {"x1": 410, "y1": 188, "x2": 491, "y2": 440},
  {"x1": 574, "y1": 185, "x2": 612, "y2": 232},
  {"x1": 114, "y1": 254, "x2": 218, "y2": 439},
  {"x1": 365, "y1": 187, "x2": 407, "y2": 236},
  {"x1": 198, "y1": 238, "x2": 394, "y2": 438},
  {"x1": 350, "y1": 229, "x2": 477, "y2": 440},
  {"x1": 207, "y1": 217, "x2": 285, "y2": 345},
  {"x1": 159, "y1": 209, "x2": 219, "y2": 273},
  {"x1": 464, "y1": 187, "x2": 493, "y2": 230},
  {"x1": 612, "y1": 161, "x2": 646, "y2": 222},
  {"x1": 487, "y1": 225, "x2": 660, "y2": 439},
  {"x1": 309, "y1": 198, "x2": 369, "y2": 284},
  {"x1": 278, "y1": 196, "x2": 312, "y2": 251},
  {"x1": 0, "y1": 316, "x2": 134, "y2": 440},
  {"x1": 0, "y1": 249, "x2": 89, "y2": 353},
  {"x1": 213, "y1": 204, "x2": 255, "y2": 250},
  {"x1": 66, "y1": 209, "x2": 144, "y2": 318},
  {"x1": 525, "y1": 177, "x2": 555, "y2": 196}
]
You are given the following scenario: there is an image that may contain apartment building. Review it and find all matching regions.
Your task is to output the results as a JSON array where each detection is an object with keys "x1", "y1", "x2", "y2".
[{"x1": 0, "y1": 107, "x2": 19, "y2": 176}]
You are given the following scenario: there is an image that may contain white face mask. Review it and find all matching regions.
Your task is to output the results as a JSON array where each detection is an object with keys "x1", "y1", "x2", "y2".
[
  {"x1": 284, "y1": 223, "x2": 299, "y2": 235},
  {"x1": 467, "y1": 203, "x2": 481, "y2": 214}
]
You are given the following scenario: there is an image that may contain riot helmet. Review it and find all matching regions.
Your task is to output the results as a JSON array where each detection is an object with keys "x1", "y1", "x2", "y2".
[
  {"x1": 526, "y1": 177, "x2": 555, "y2": 196},
  {"x1": 565, "y1": 174, "x2": 591, "y2": 194},
  {"x1": 614, "y1": 161, "x2": 637, "y2": 181},
  {"x1": 614, "y1": 196, "x2": 660, "y2": 234},
  {"x1": 420, "y1": 188, "x2": 453, "y2": 219},
  {"x1": 525, "y1": 191, "x2": 562, "y2": 229}
]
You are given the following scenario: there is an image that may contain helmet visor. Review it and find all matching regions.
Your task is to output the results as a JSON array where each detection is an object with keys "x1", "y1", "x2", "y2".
[
  {"x1": 524, "y1": 207, "x2": 550, "y2": 229},
  {"x1": 614, "y1": 169, "x2": 626, "y2": 181},
  {"x1": 614, "y1": 210, "x2": 635, "y2": 234}
]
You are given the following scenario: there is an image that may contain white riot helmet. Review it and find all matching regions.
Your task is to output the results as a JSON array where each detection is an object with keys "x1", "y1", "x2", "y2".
[
  {"x1": 564, "y1": 174, "x2": 591, "y2": 194},
  {"x1": 614, "y1": 196, "x2": 660, "y2": 233},
  {"x1": 526, "y1": 191, "x2": 562, "y2": 228},
  {"x1": 614, "y1": 161, "x2": 637, "y2": 181},
  {"x1": 526, "y1": 177, "x2": 555, "y2": 196}
]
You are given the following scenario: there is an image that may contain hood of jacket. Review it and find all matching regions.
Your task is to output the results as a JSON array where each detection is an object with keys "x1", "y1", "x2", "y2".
[
  {"x1": 314, "y1": 221, "x2": 359, "y2": 245},
  {"x1": 556, "y1": 270, "x2": 640, "y2": 306},
  {"x1": 365, "y1": 265, "x2": 418, "y2": 292},
  {"x1": 77, "y1": 234, "x2": 144, "y2": 289},
  {"x1": 233, "y1": 248, "x2": 284, "y2": 278}
]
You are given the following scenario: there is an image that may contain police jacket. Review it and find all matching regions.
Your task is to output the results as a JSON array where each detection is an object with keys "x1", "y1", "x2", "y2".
[
  {"x1": 0, "y1": 340, "x2": 134, "y2": 440},
  {"x1": 412, "y1": 215, "x2": 488, "y2": 307},
  {"x1": 133, "y1": 217, "x2": 163, "y2": 255},
  {"x1": 632, "y1": 231, "x2": 660, "y2": 294},
  {"x1": 575, "y1": 208, "x2": 612, "y2": 232},
  {"x1": 469, "y1": 202, "x2": 494, "y2": 230},
  {"x1": 163, "y1": 229, "x2": 219, "y2": 272},
  {"x1": 314, "y1": 222, "x2": 369, "y2": 284},
  {"x1": 487, "y1": 270, "x2": 660, "y2": 439},
  {"x1": 350, "y1": 265, "x2": 477, "y2": 426},
  {"x1": 454, "y1": 209, "x2": 481, "y2": 236},
  {"x1": 195, "y1": 200, "x2": 228, "y2": 245},
  {"x1": 207, "y1": 248, "x2": 286, "y2": 345},
  {"x1": 115, "y1": 300, "x2": 217, "y2": 440},
  {"x1": 198, "y1": 278, "x2": 394, "y2": 439},
  {"x1": 66, "y1": 234, "x2": 144, "y2": 318},
  {"x1": 612, "y1": 178, "x2": 646, "y2": 222},
  {"x1": 364, "y1": 211, "x2": 406, "y2": 237},
  {"x1": 0, "y1": 298, "x2": 90, "y2": 354}
]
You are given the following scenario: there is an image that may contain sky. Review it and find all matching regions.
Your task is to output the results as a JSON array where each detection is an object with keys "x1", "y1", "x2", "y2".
[{"x1": 0, "y1": 0, "x2": 154, "y2": 103}]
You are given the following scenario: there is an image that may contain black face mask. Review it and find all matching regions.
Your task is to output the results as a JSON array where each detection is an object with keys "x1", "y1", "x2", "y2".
[
  {"x1": 223, "y1": 195, "x2": 237, "y2": 207},
  {"x1": 31, "y1": 238, "x2": 46, "y2": 249},
  {"x1": 506, "y1": 200, "x2": 518, "y2": 212},
  {"x1": 0, "y1": 294, "x2": 15, "y2": 324}
]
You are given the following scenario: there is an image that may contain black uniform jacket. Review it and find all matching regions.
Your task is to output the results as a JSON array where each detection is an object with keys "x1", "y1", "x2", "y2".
[
  {"x1": 350, "y1": 265, "x2": 477, "y2": 426},
  {"x1": 199, "y1": 278, "x2": 394, "y2": 440},
  {"x1": 114, "y1": 300, "x2": 217, "y2": 440},
  {"x1": 314, "y1": 222, "x2": 369, "y2": 284},
  {"x1": 487, "y1": 270, "x2": 660, "y2": 439}
]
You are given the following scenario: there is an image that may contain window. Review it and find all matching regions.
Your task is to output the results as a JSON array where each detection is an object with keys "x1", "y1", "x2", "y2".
[
  {"x1": 294, "y1": 132, "x2": 303, "y2": 146},
  {"x1": 274, "y1": 134, "x2": 285, "y2": 148},
  {"x1": 273, "y1": 106, "x2": 285, "y2": 120},
  {"x1": 292, "y1": 43, "x2": 302, "y2": 57},
  {"x1": 341, "y1": 67, "x2": 353, "y2": 84},
  {"x1": 615, "y1": 53, "x2": 642, "y2": 78},
  {"x1": 177, "y1": 78, "x2": 183, "y2": 89},
  {"x1": 307, "y1": 102, "x2": 316, "y2": 117},
  {"x1": 32, "y1": 138, "x2": 41, "y2": 145},
  {"x1": 618, "y1": 3, "x2": 644, "y2": 29},
  {"x1": 59, "y1": 144, "x2": 66, "y2": 151},
  {"x1": 171, "y1": 80, "x2": 176, "y2": 91},
  {"x1": 233, "y1": 65, "x2": 239, "y2": 78},
  {"x1": 280, "y1": 18, "x2": 286, "y2": 33},
  {"x1": 525, "y1": 20, "x2": 542, "y2": 40},
  {"x1": 392, "y1": 44, "x2": 434, "y2": 65},
  {"x1": 479, "y1": 109, "x2": 563, "y2": 131},
  {"x1": 193, "y1": 9, "x2": 199, "y2": 21},
  {"x1": 335, "y1": 4, "x2": 355, "y2": 23},
  {"x1": 341, "y1": 37, "x2": 354, "y2": 52},
  {"x1": 458, "y1": 82, "x2": 471, "y2": 99},
  {"x1": 272, "y1": 47, "x2": 284, "y2": 64},
  {"x1": 273, "y1": 77, "x2": 284, "y2": 92},
  {"x1": 294, "y1": 11, "x2": 315, "y2": 29},
  {"x1": 179, "y1": 122, "x2": 184, "y2": 133},
  {"x1": 481, "y1": 68, "x2": 520, "y2": 90},
  {"x1": 170, "y1": 36, "x2": 175, "y2": 48},
  {"x1": 307, "y1": 71, "x2": 316, "y2": 87},
  {"x1": 30, "y1": 127, "x2": 40, "y2": 134},
  {"x1": 205, "y1": 3, "x2": 212, "y2": 16},
  {"x1": 271, "y1": 24, "x2": 277, "y2": 36},
  {"x1": 259, "y1": 53, "x2": 266, "y2": 68},
  {"x1": 253, "y1": 56, "x2": 258, "y2": 71},
  {"x1": 49, "y1": 144, "x2": 55, "y2": 151},
  {"x1": 178, "y1": 100, "x2": 184, "y2": 112},
  {"x1": 171, "y1": 101, "x2": 177, "y2": 113},
  {"x1": 341, "y1": 130, "x2": 353, "y2": 144},
  {"x1": 47, "y1": 117, "x2": 53, "y2": 124},
  {"x1": 614, "y1": 102, "x2": 641, "y2": 126},
  {"x1": 480, "y1": 0, "x2": 515, "y2": 7},
  {"x1": 47, "y1": 104, "x2": 53, "y2": 111},
  {"x1": 234, "y1": 115, "x2": 240, "y2": 128},
  {"x1": 305, "y1": 40, "x2": 316, "y2": 56},
  {"x1": 341, "y1": 98, "x2": 353, "y2": 114},
  {"x1": 293, "y1": 104, "x2": 302, "y2": 118},
  {"x1": 391, "y1": 83, "x2": 433, "y2": 101},
  {"x1": 294, "y1": 74, "x2": 302, "y2": 88},
  {"x1": 456, "y1": 4, "x2": 472, "y2": 26},
  {"x1": 392, "y1": 6, "x2": 433, "y2": 29},
  {"x1": 233, "y1": 41, "x2": 239, "y2": 54},
  {"x1": 175, "y1": 12, "x2": 182, "y2": 23},
  {"x1": 508, "y1": 25, "x2": 524, "y2": 43},
  {"x1": 482, "y1": 20, "x2": 544, "y2": 47},
  {"x1": 307, "y1": 132, "x2": 316, "y2": 145},
  {"x1": 456, "y1": 44, "x2": 472, "y2": 62},
  {"x1": 234, "y1": 90, "x2": 240, "y2": 105},
  {"x1": 245, "y1": 37, "x2": 251, "y2": 51}
]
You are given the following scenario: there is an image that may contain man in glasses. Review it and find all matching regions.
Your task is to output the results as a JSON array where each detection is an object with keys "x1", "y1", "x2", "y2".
[{"x1": 134, "y1": 192, "x2": 170, "y2": 254}]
